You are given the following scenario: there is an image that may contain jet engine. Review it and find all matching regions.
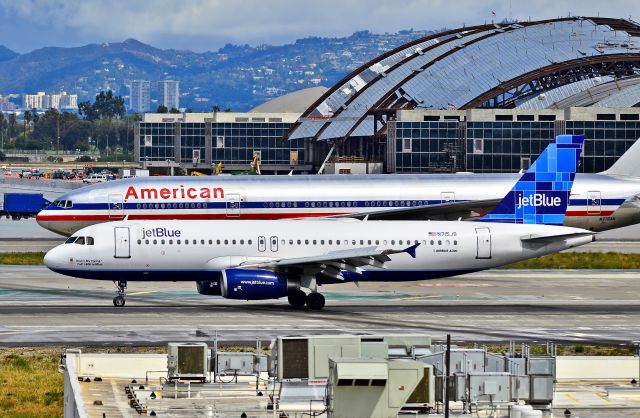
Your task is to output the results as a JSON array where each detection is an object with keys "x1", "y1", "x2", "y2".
[
  {"x1": 196, "y1": 280, "x2": 222, "y2": 296},
  {"x1": 221, "y1": 269, "x2": 292, "y2": 300}
]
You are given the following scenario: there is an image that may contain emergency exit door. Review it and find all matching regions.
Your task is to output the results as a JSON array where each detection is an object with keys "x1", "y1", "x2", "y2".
[
  {"x1": 114, "y1": 227, "x2": 131, "y2": 258},
  {"x1": 475, "y1": 227, "x2": 491, "y2": 259},
  {"x1": 258, "y1": 236, "x2": 266, "y2": 252}
]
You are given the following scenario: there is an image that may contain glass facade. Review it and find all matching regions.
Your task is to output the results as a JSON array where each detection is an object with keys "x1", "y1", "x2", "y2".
[
  {"x1": 180, "y1": 123, "x2": 206, "y2": 164},
  {"x1": 212, "y1": 122, "x2": 304, "y2": 166},
  {"x1": 394, "y1": 120, "x2": 640, "y2": 173},
  {"x1": 139, "y1": 121, "x2": 305, "y2": 166},
  {"x1": 139, "y1": 123, "x2": 175, "y2": 162}
]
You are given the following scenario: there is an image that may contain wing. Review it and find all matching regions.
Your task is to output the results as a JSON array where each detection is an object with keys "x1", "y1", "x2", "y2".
[
  {"x1": 237, "y1": 243, "x2": 420, "y2": 281},
  {"x1": 327, "y1": 198, "x2": 502, "y2": 221}
]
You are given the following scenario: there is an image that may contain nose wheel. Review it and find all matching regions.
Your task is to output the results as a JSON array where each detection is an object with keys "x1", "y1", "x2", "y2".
[{"x1": 113, "y1": 280, "x2": 127, "y2": 307}]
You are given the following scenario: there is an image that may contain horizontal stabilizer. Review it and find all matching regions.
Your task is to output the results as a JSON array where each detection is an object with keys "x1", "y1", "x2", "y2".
[{"x1": 520, "y1": 232, "x2": 594, "y2": 242}]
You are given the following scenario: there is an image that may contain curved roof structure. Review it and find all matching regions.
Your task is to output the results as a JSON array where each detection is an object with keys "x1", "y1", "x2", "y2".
[
  {"x1": 250, "y1": 86, "x2": 328, "y2": 113},
  {"x1": 287, "y1": 17, "x2": 640, "y2": 141}
]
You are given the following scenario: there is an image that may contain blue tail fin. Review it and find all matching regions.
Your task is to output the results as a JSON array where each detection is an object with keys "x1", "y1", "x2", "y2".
[{"x1": 477, "y1": 134, "x2": 585, "y2": 225}]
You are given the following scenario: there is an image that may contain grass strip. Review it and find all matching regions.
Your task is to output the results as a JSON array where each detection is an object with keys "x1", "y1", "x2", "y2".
[
  {"x1": 0, "y1": 251, "x2": 639, "y2": 269},
  {"x1": 503, "y1": 252, "x2": 640, "y2": 269},
  {"x1": 0, "y1": 252, "x2": 45, "y2": 265},
  {"x1": 0, "y1": 348, "x2": 63, "y2": 418}
]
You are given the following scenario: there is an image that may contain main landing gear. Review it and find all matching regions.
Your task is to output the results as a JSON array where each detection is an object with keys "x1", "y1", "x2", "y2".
[
  {"x1": 287, "y1": 290, "x2": 325, "y2": 310},
  {"x1": 113, "y1": 280, "x2": 127, "y2": 307}
]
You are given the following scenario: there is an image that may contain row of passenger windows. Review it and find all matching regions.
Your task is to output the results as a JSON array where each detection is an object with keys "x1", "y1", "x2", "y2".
[
  {"x1": 132, "y1": 200, "x2": 429, "y2": 210},
  {"x1": 64, "y1": 236, "x2": 94, "y2": 245},
  {"x1": 136, "y1": 238, "x2": 458, "y2": 246}
]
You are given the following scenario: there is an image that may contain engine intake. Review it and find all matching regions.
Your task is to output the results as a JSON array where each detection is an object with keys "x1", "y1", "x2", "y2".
[
  {"x1": 221, "y1": 269, "x2": 289, "y2": 300},
  {"x1": 196, "y1": 280, "x2": 222, "y2": 296}
]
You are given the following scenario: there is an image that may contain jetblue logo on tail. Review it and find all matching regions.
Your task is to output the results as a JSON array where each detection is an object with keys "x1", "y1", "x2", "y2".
[
  {"x1": 477, "y1": 134, "x2": 585, "y2": 226},
  {"x1": 516, "y1": 193, "x2": 561, "y2": 210}
]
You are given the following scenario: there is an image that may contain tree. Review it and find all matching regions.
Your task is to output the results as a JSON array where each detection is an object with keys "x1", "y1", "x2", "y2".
[
  {"x1": 7, "y1": 113, "x2": 17, "y2": 139},
  {"x1": 169, "y1": 107, "x2": 180, "y2": 114},
  {"x1": 211, "y1": 105, "x2": 221, "y2": 112},
  {"x1": 30, "y1": 108, "x2": 39, "y2": 124},
  {"x1": 78, "y1": 100, "x2": 98, "y2": 121},
  {"x1": 23, "y1": 110, "x2": 32, "y2": 143},
  {"x1": 0, "y1": 150, "x2": 4, "y2": 161},
  {"x1": 156, "y1": 105, "x2": 168, "y2": 113}
]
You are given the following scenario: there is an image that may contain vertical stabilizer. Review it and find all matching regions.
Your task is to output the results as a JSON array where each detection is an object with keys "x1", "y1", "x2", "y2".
[
  {"x1": 477, "y1": 134, "x2": 585, "y2": 225},
  {"x1": 601, "y1": 138, "x2": 640, "y2": 178}
]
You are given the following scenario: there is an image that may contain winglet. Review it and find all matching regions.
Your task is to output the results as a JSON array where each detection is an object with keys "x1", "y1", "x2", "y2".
[
  {"x1": 477, "y1": 134, "x2": 585, "y2": 225},
  {"x1": 404, "y1": 242, "x2": 420, "y2": 258}
]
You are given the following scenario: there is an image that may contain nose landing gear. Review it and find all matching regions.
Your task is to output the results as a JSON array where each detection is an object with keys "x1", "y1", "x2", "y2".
[{"x1": 113, "y1": 280, "x2": 127, "y2": 307}]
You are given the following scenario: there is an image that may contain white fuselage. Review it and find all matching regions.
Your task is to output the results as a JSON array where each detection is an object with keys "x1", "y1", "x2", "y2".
[
  {"x1": 36, "y1": 173, "x2": 640, "y2": 236},
  {"x1": 44, "y1": 219, "x2": 593, "y2": 284}
]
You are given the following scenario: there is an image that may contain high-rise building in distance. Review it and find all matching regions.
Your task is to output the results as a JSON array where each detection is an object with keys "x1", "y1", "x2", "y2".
[
  {"x1": 129, "y1": 80, "x2": 151, "y2": 113},
  {"x1": 159, "y1": 80, "x2": 179, "y2": 110}
]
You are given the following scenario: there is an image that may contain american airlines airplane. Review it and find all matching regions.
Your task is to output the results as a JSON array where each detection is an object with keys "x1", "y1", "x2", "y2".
[
  {"x1": 36, "y1": 137, "x2": 640, "y2": 236},
  {"x1": 44, "y1": 135, "x2": 593, "y2": 309}
]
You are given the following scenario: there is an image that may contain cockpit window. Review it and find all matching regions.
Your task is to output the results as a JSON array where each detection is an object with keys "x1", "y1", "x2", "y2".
[
  {"x1": 65, "y1": 236, "x2": 76, "y2": 244},
  {"x1": 86, "y1": 237, "x2": 94, "y2": 245},
  {"x1": 64, "y1": 200, "x2": 73, "y2": 208},
  {"x1": 75, "y1": 237, "x2": 85, "y2": 245},
  {"x1": 52, "y1": 200, "x2": 60, "y2": 207}
]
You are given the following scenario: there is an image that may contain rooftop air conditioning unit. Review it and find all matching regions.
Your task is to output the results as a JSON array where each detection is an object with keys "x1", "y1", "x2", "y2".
[{"x1": 167, "y1": 342, "x2": 208, "y2": 381}]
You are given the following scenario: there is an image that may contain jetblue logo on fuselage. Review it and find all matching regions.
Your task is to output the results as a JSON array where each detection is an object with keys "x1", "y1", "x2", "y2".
[
  {"x1": 141, "y1": 227, "x2": 181, "y2": 238},
  {"x1": 516, "y1": 193, "x2": 562, "y2": 209}
]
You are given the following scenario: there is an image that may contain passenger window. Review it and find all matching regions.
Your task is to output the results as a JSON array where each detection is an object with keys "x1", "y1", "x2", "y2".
[
  {"x1": 177, "y1": 239, "x2": 181, "y2": 244},
  {"x1": 454, "y1": 240, "x2": 458, "y2": 245},
  {"x1": 201, "y1": 240, "x2": 205, "y2": 245},
  {"x1": 75, "y1": 237, "x2": 85, "y2": 245},
  {"x1": 169, "y1": 240, "x2": 173, "y2": 244},
  {"x1": 305, "y1": 240, "x2": 309, "y2": 245},
  {"x1": 248, "y1": 240, "x2": 252, "y2": 245},
  {"x1": 329, "y1": 240, "x2": 332, "y2": 245},
  {"x1": 192, "y1": 240, "x2": 196, "y2": 244},
  {"x1": 430, "y1": 240, "x2": 434, "y2": 245},
  {"x1": 399, "y1": 240, "x2": 403, "y2": 245},
  {"x1": 232, "y1": 240, "x2": 236, "y2": 245},
  {"x1": 368, "y1": 240, "x2": 372, "y2": 245},
  {"x1": 145, "y1": 239, "x2": 149, "y2": 244},
  {"x1": 289, "y1": 240, "x2": 294, "y2": 245},
  {"x1": 313, "y1": 240, "x2": 317, "y2": 245},
  {"x1": 217, "y1": 240, "x2": 221, "y2": 245},
  {"x1": 209, "y1": 240, "x2": 212, "y2": 245},
  {"x1": 153, "y1": 239, "x2": 157, "y2": 245},
  {"x1": 321, "y1": 240, "x2": 325, "y2": 245},
  {"x1": 438, "y1": 240, "x2": 442, "y2": 245},
  {"x1": 352, "y1": 240, "x2": 356, "y2": 245},
  {"x1": 86, "y1": 237, "x2": 94, "y2": 245},
  {"x1": 281, "y1": 239, "x2": 285, "y2": 245},
  {"x1": 161, "y1": 239, "x2": 165, "y2": 245},
  {"x1": 391, "y1": 240, "x2": 395, "y2": 245},
  {"x1": 446, "y1": 240, "x2": 450, "y2": 245},
  {"x1": 241, "y1": 239, "x2": 245, "y2": 245},
  {"x1": 185, "y1": 240, "x2": 189, "y2": 245},
  {"x1": 137, "y1": 204, "x2": 141, "y2": 209},
  {"x1": 297, "y1": 240, "x2": 301, "y2": 245},
  {"x1": 137, "y1": 239, "x2": 142, "y2": 245},
  {"x1": 375, "y1": 240, "x2": 379, "y2": 245},
  {"x1": 383, "y1": 240, "x2": 387, "y2": 245},
  {"x1": 224, "y1": 240, "x2": 228, "y2": 245},
  {"x1": 337, "y1": 240, "x2": 340, "y2": 245}
]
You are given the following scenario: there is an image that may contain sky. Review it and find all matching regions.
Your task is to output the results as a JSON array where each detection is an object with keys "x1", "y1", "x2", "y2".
[{"x1": 0, "y1": 0, "x2": 639, "y2": 53}]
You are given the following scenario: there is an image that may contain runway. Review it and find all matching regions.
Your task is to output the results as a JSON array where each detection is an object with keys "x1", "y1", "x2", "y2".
[{"x1": 1, "y1": 266, "x2": 640, "y2": 346}]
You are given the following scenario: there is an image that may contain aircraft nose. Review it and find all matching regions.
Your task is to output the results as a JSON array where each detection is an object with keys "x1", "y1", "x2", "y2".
[
  {"x1": 44, "y1": 246, "x2": 64, "y2": 269},
  {"x1": 36, "y1": 212, "x2": 49, "y2": 230}
]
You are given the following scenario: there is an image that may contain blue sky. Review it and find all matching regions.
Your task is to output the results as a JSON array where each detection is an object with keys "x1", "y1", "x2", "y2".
[{"x1": 0, "y1": 0, "x2": 639, "y2": 53}]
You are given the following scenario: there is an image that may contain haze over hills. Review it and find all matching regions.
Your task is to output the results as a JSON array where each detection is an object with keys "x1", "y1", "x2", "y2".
[{"x1": 0, "y1": 29, "x2": 434, "y2": 112}]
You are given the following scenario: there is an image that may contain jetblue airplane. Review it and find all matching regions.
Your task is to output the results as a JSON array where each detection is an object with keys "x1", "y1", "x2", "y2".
[
  {"x1": 36, "y1": 137, "x2": 640, "y2": 236},
  {"x1": 44, "y1": 135, "x2": 594, "y2": 309}
]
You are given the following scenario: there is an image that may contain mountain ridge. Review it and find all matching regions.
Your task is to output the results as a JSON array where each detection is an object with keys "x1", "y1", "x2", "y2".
[{"x1": 0, "y1": 30, "x2": 434, "y2": 111}]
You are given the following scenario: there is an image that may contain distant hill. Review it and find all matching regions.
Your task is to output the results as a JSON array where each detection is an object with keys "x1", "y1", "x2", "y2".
[
  {"x1": 0, "y1": 30, "x2": 435, "y2": 111},
  {"x1": 0, "y1": 45, "x2": 18, "y2": 62}
]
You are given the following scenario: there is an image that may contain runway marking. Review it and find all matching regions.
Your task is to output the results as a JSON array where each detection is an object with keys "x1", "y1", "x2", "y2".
[
  {"x1": 595, "y1": 392, "x2": 611, "y2": 402},
  {"x1": 564, "y1": 393, "x2": 580, "y2": 403},
  {"x1": 399, "y1": 296, "x2": 440, "y2": 300},
  {"x1": 418, "y1": 283, "x2": 495, "y2": 287},
  {"x1": 127, "y1": 291, "x2": 158, "y2": 296}
]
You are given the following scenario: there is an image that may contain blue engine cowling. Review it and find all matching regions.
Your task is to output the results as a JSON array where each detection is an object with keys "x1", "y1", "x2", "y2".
[
  {"x1": 196, "y1": 279, "x2": 222, "y2": 296},
  {"x1": 221, "y1": 269, "x2": 289, "y2": 300}
]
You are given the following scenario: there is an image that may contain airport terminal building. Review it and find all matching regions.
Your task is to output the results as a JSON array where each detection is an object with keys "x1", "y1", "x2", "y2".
[{"x1": 135, "y1": 17, "x2": 640, "y2": 174}]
